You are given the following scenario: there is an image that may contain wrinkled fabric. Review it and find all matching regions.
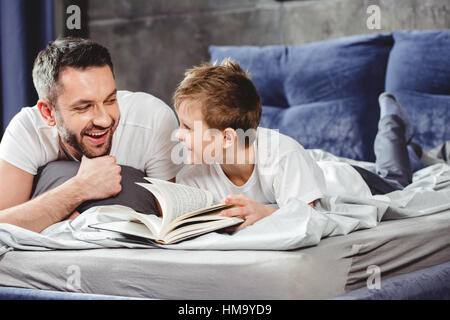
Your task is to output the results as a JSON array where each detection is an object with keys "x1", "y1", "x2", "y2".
[{"x1": 1, "y1": 158, "x2": 449, "y2": 254}]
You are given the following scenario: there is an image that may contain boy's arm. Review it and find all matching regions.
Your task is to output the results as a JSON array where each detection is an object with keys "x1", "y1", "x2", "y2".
[
  {"x1": 274, "y1": 150, "x2": 326, "y2": 207},
  {"x1": 220, "y1": 194, "x2": 276, "y2": 231},
  {"x1": 0, "y1": 156, "x2": 123, "y2": 233},
  {"x1": 220, "y1": 196, "x2": 315, "y2": 231}
]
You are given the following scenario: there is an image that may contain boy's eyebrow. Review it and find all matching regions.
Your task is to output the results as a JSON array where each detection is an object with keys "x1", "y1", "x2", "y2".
[{"x1": 69, "y1": 89, "x2": 117, "y2": 108}]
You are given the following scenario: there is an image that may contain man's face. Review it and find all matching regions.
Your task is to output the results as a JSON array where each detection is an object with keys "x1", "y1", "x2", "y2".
[{"x1": 53, "y1": 65, "x2": 120, "y2": 158}]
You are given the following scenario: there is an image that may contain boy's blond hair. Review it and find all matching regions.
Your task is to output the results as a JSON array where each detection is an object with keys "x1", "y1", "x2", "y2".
[{"x1": 173, "y1": 58, "x2": 262, "y2": 146}]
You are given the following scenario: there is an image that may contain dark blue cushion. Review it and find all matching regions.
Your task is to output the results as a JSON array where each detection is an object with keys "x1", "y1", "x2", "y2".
[
  {"x1": 385, "y1": 30, "x2": 450, "y2": 151},
  {"x1": 210, "y1": 45, "x2": 289, "y2": 108},
  {"x1": 260, "y1": 99, "x2": 373, "y2": 161},
  {"x1": 210, "y1": 33, "x2": 393, "y2": 161}
]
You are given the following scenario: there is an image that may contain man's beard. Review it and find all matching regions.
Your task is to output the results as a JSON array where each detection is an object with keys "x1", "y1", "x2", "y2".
[{"x1": 55, "y1": 114, "x2": 116, "y2": 158}]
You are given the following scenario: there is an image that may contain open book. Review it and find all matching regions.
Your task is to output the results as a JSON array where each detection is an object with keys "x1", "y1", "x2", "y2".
[{"x1": 89, "y1": 178, "x2": 243, "y2": 244}]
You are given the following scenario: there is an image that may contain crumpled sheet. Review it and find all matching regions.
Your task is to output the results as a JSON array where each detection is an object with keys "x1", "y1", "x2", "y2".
[{"x1": 0, "y1": 157, "x2": 449, "y2": 255}]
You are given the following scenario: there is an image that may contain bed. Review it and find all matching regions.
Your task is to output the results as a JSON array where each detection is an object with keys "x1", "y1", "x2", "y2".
[
  {"x1": 1, "y1": 30, "x2": 449, "y2": 300},
  {"x1": 0, "y1": 202, "x2": 449, "y2": 299}
]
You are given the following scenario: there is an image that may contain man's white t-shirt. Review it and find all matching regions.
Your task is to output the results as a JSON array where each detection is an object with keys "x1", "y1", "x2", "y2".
[
  {"x1": 176, "y1": 127, "x2": 327, "y2": 208},
  {"x1": 0, "y1": 90, "x2": 182, "y2": 180}
]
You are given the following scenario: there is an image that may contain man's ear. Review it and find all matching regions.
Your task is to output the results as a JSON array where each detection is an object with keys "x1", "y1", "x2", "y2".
[
  {"x1": 223, "y1": 128, "x2": 237, "y2": 149},
  {"x1": 37, "y1": 100, "x2": 56, "y2": 127}
]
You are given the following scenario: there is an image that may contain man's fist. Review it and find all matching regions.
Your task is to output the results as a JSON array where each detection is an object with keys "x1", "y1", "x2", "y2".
[{"x1": 74, "y1": 155, "x2": 122, "y2": 201}]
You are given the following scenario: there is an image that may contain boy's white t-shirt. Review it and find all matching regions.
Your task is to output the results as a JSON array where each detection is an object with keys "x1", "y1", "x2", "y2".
[
  {"x1": 0, "y1": 90, "x2": 182, "y2": 180},
  {"x1": 176, "y1": 127, "x2": 327, "y2": 208}
]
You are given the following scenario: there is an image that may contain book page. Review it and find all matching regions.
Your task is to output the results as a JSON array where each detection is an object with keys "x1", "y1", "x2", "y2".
[
  {"x1": 90, "y1": 221, "x2": 157, "y2": 241},
  {"x1": 96, "y1": 206, "x2": 163, "y2": 235},
  {"x1": 162, "y1": 218, "x2": 243, "y2": 244},
  {"x1": 140, "y1": 178, "x2": 214, "y2": 223},
  {"x1": 160, "y1": 211, "x2": 236, "y2": 237}
]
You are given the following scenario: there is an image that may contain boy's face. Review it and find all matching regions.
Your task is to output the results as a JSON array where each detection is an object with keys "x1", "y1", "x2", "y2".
[{"x1": 175, "y1": 99, "x2": 225, "y2": 164}]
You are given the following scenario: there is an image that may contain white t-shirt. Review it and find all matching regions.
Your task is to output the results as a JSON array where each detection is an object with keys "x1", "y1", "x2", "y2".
[
  {"x1": 314, "y1": 161, "x2": 372, "y2": 198},
  {"x1": 0, "y1": 90, "x2": 182, "y2": 180},
  {"x1": 176, "y1": 127, "x2": 327, "y2": 208},
  {"x1": 306, "y1": 149, "x2": 374, "y2": 198}
]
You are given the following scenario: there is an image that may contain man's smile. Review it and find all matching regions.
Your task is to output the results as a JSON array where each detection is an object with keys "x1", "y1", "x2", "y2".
[{"x1": 83, "y1": 129, "x2": 110, "y2": 145}]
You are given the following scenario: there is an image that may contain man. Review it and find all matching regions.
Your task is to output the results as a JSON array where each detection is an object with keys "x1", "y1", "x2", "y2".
[{"x1": 0, "y1": 37, "x2": 181, "y2": 233}]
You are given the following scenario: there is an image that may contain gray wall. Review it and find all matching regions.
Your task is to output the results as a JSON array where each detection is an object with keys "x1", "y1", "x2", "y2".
[{"x1": 56, "y1": 0, "x2": 450, "y2": 106}]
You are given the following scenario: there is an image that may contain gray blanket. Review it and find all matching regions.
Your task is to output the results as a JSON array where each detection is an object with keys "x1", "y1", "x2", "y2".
[{"x1": 1, "y1": 159, "x2": 449, "y2": 255}]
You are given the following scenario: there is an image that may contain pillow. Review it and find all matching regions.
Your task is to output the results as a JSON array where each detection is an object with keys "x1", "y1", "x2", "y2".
[
  {"x1": 209, "y1": 45, "x2": 289, "y2": 108},
  {"x1": 210, "y1": 33, "x2": 394, "y2": 161},
  {"x1": 382, "y1": 91, "x2": 450, "y2": 151},
  {"x1": 385, "y1": 30, "x2": 450, "y2": 151},
  {"x1": 260, "y1": 98, "x2": 372, "y2": 161},
  {"x1": 31, "y1": 160, "x2": 159, "y2": 215}
]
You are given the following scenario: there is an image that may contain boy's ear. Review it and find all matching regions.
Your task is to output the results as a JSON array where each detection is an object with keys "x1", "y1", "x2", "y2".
[
  {"x1": 37, "y1": 100, "x2": 56, "y2": 127},
  {"x1": 223, "y1": 128, "x2": 237, "y2": 149}
]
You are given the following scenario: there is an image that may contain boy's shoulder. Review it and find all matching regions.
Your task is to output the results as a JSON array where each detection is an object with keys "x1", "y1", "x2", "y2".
[
  {"x1": 176, "y1": 164, "x2": 210, "y2": 185},
  {"x1": 256, "y1": 127, "x2": 307, "y2": 160}
]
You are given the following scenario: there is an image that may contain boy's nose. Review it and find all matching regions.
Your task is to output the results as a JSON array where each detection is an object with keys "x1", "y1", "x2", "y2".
[{"x1": 175, "y1": 128, "x2": 185, "y2": 141}]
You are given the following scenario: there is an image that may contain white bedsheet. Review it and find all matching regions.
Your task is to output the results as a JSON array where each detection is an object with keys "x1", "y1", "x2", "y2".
[{"x1": 0, "y1": 159, "x2": 449, "y2": 255}]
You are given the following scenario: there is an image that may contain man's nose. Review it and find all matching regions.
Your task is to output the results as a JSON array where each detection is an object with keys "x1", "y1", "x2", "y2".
[{"x1": 92, "y1": 104, "x2": 113, "y2": 128}]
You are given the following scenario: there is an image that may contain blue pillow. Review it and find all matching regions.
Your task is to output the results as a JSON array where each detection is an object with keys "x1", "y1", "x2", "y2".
[
  {"x1": 260, "y1": 98, "x2": 373, "y2": 160},
  {"x1": 209, "y1": 45, "x2": 289, "y2": 108},
  {"x1": 385, "y1": 30, "x2": 450, "y2": 150},
  {"x1": 210, "y1": 33, "x2": 393, "y2": 161}
]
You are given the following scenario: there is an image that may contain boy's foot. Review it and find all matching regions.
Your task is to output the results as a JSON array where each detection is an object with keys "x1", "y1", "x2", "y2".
[{"x1": 378, "y1": 92, "x2": 413, "y2": 143}]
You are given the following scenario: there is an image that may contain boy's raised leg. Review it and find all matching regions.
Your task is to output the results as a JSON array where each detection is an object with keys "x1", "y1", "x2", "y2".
[{"x1": 374, "y1": 92, "x2": 413, "y2": 189}]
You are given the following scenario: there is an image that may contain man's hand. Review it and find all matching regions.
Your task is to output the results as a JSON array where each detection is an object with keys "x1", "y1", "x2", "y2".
[
  {"x1": 220, "y1": 194, "x2": 276, "y2": 232},
  {"x1": 73, "y1": 156, "x2": 122, "y2": 201},
  {"x1": 0, "y1": 156, "x2": 123, "y2": 233}
]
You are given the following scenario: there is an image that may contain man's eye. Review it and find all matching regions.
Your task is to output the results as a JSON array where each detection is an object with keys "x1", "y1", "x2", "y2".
[
  {"x1": 75, "y1": 105, "x2": 91, "y2": 111},
  {"x1": 106, "y1": 98, "x2": 117, "y2": 104}
]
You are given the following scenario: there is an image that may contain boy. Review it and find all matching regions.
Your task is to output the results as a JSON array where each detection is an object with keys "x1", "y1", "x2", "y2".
[{"x1": 173, "y1": 59, "x2": 326, "y2": 231}]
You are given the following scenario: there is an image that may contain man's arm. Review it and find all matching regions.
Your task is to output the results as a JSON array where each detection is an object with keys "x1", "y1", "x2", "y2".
[
  {"x1": 0, "y1": 159, "x2": 34, "y2": 210},
  {"x1": 0, "y1": 156, "x2": 123, "y2": 233},
  {"x1": 0, "y1": 164, "x2": 88, "y2": 233}
]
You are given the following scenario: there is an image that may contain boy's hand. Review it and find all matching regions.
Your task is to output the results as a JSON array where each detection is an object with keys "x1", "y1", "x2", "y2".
[{"x1": 220, "y1": 194, "x2": 276, "y2": 231}]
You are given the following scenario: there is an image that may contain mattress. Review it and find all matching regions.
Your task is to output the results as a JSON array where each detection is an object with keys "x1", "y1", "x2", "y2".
[{"x1": 0, "y1": 209, "x2": 449, "y2": 299}]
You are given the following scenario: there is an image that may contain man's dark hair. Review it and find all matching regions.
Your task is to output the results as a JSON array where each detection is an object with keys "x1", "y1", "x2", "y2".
[{"x1": 32, "y1": 37, "x2": 114, "y2": 105}]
